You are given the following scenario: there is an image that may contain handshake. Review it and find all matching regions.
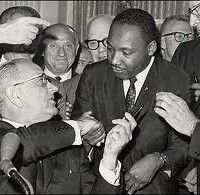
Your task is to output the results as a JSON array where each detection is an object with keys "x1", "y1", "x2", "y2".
[{"x1": 76, "y1": 111, "x2": 137, "y2": 169}]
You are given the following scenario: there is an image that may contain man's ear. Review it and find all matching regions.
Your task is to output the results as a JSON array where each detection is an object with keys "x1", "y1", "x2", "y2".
[
  {"x1": 5, "y1": 86, "x2": 23, "y2": 108},
  {"x1": 148, "y1": 40, "x2": 157, "y2": 56},
  {"x1": 160, "y1": 36, "x2": 166, "y2": 50}
]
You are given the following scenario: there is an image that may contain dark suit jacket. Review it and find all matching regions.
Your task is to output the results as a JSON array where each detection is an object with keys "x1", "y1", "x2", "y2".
[
  {"x1": 171, "y1": 37, "x2": 200, "y2": 81},
  {"x1": 0, "y1": 120, "x2": 119, "y2": 194},
  {"x1": 72, "y1": 56, "x2": 191, "y2": 193},
  {"x1": 172, "y1": 38, "x2": 200, "y2": 193}
]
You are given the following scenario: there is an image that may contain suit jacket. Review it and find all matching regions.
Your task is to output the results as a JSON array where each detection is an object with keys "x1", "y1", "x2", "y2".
[
  {"x1": 72, "y1": 56, "x2": 191, "y2": 193},
  {"x1": 48, "y1": 74, "x2": 81, "y2": 120},
  {"x1": 172, "y1": 38, "x2": 200, "y2": 193},
  {"x1": 0, "y1": 120, "x2": 119, "y2": 194},
  {"x1": 171, "y1": 37, "x2": 200, "y2": 82}
]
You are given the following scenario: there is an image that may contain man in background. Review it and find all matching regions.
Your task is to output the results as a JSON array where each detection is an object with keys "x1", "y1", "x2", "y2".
[
  {"x1": 160, "y1": 15, "x2": 194, "y2": 62},
  {"x1": 85, "y1": 14, "x2": 114, "y2": 62}
]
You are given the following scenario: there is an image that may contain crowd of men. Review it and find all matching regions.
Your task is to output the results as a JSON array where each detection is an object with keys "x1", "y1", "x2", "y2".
[{"x1": 0, "y1": 1, "x2": 200, "y2": 194}]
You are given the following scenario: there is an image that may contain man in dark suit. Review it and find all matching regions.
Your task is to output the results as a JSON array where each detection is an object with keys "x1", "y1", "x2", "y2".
[
  {"x1": 155, "y1": 92, "x2": 200, "y2": 194},
  {"x1": 0, "y1": 58, "x2": 136, "y2": 194},
  {"x1": 72, "y1": 8, "x2": 191, "y2": 194}
]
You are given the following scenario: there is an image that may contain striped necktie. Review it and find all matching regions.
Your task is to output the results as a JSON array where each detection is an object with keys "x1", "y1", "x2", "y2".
[{"x1": 125, "y1": 76, "x2": 137, "y2": 113}]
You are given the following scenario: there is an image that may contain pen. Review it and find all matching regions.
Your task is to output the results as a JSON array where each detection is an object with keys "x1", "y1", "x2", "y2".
[
  {"x1": 193, "y1": 72, "x2": 199, "y2": 83},
  {"x1": 123, "y1": 105, "x2": 144, "y2": 120}
]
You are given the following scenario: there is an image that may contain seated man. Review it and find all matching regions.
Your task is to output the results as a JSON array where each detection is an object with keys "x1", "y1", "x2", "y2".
[
  {"x1": 160, "y1": 15, "x2": 194, "y2": 62},
  {"x1": 0, "y1": 58, "x2": 136, "y2": 194}
]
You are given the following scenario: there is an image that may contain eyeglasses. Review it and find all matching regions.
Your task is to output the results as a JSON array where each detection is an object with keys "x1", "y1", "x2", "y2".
[
  {"x1": 189, "y1": 3, "x2": 200, "y2": 17},
  {"x1": 84, "y1": 38, "x2": 107, "y2": 50},
  {"x1": 13, "y1": 73, "x2": 48, "y2": 87},
  {"x1": 161, "y1": 32, "x2": 195, "y2": 42}
]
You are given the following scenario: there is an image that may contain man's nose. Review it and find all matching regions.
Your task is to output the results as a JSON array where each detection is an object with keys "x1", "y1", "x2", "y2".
[
  {"x1": 57, "y1": 46, "x2": 66, "y2": 57},
  {"x1": 98, "y1": 42, "x2": 106, "y2": 52},
  {"x1": 111, "y1": 52, "x2": 121, "y2": 65}
]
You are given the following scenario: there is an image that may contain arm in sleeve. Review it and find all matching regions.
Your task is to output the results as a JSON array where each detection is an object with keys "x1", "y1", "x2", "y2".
[
  {"x1": 72, "y1": 65, "x2": 93, "y2": 120},
  {"x1": 11, "y1": 120, "x2": 76, "y2": 164},
  {"x1": 79, "y1": 147, "x2": 121, "y2": 194}
]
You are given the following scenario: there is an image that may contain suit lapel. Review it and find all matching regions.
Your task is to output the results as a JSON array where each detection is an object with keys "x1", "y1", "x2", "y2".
[{"x1": 134, "y1": 57, "x2": 161, "y2": 121}]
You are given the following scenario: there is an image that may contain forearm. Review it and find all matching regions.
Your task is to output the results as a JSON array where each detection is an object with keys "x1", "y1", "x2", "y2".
[{"x1": 12, "y1": 121, "x2": 76, "y2": 163}]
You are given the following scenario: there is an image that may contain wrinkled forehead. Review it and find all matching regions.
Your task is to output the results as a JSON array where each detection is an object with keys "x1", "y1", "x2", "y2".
[{"x1": 45, "y1": 27, "x2": 77, "y2": 44}]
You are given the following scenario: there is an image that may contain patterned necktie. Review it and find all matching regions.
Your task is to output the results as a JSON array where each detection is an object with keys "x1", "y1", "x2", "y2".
[
  {"x1": 125, "y1": 76, "x2": 137, "y2": 113},
  {"x1": 55, "y1": 76, "x2": 61, "y2": 82}
]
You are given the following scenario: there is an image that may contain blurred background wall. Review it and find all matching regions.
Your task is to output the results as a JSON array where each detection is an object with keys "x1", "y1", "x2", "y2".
[{"x1": 0, "y1": 1, "x2": 190, "y2": 41}]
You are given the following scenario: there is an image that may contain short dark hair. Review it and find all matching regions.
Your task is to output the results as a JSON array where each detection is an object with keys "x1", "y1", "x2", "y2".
[
  {"x1": 160, "y1": 15, "x2": 190, "y2": 34},
  {"x1": 0, "y1": 6, "x2": 40, "y2": 24},
  {"x1": 0, "y1": 6, "x2": 41, "y2": 55},
  {"x1": 112, "y1": 8, "x2": 158, "y2": 44}
]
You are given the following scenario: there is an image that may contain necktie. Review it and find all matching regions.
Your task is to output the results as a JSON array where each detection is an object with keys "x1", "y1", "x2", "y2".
[
  {"x1": 55, "y1": 76, "x2": 61, "y2": 82},
  {"x1": 125, "y1": 76, "x2": 137, "y2": 113}
]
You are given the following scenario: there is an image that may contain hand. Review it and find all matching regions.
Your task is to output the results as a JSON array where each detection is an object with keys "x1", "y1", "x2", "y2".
[
  {"x1": 154, "y1": 92, "x2": 199, "y2": 137},
  {"x1": 77, "y1": 111, "x2": 106, "y2": 146},
  {"x1": 184, "y1": 167, "x2": 197, "y2": 194},
  {"x1": 0, "y1": 17, "x2": 50, "y2": 45},
  {"x1": 65, "y1": 101, "x2": 73, "y2": 120},
  {"x1": 102, "y1": 112, "x2": 137, "y2": 170},
  {"x1": 125, "y1": 153, "x2": 163, "y2": 194},
  {"x1": 190, "y1": 82, "x2": 200, "y2": 102}
]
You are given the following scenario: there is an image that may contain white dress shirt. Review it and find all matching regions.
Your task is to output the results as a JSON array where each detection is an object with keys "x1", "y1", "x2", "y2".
[
  {"x1": 44, "y1": 67, "x2": 72, "y2": 82},
  {"x1": 123, "y1": 56, "x2": 155, "y2": 100}
]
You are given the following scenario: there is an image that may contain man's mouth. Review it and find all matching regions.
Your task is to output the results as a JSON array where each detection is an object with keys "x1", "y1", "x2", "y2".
[{"x1": 112, "y1": 65, "x2": 126, "y2": 73}]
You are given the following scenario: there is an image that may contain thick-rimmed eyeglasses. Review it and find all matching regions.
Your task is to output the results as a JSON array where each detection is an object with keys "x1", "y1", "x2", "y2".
[
  {"x1": 13, "y1": 73, "x2": 48, "y2": 87},
  {"x1": 84, "y1": 38, "x2": 107, "y2": 50},
  {"x1": 161, "y1": 32, "x2": 195, "y2": 42},
  {"x1": 189, "y1": 3, "x2": 200, "y2": 17}
]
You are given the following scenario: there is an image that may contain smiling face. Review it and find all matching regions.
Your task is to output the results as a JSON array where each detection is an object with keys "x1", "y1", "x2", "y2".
[
  {"x1": 15, "y1": 61, "x2": 58, "y2": 124},
  {"x1": 107, "y1": 23, "x2": 154, "y2": 80},
  {"x1": 44, "y1": 25, "x2": 78, "y2": 76}
]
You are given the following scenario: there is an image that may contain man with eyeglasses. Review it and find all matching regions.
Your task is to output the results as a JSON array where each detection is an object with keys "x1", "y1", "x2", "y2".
[
  {"x1": 85, "y1": 14, "x2": 114, "y2": 62},
  {"x1": 0, "y1": 58, "x2": 136, "y2": 194},
  {"x1": 160, "y1": 15, "x2": 194, "y2": 62}
]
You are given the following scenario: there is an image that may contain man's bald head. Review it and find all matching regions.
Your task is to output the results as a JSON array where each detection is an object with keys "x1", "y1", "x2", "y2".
[
  {"x1": 43, "y1": 23, "x2": 79, "y2": 48},
  {"x1": 87, "y1": 14, "x2": 114, "y2": 40},
  {"x1": 86, "y1": 14, "x2": 114, "y2": 62}
]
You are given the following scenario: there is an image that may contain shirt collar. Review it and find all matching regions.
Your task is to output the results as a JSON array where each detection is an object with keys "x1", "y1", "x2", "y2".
[
  {"x1": 1, "y1": 118, "x2": 25, "y2": 128},
  {"x1": 44, "y1": 67, "x2": 72, "y2": 82},
  {"x1": 135, "y1": 56, "x2": 154, "y2": 82}
]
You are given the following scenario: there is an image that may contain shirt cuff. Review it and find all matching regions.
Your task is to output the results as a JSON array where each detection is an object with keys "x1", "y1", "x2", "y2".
[
  {"x1": 99, "y1": 159, "x2": 121, "y2": 186},
  {"x1": 63, "y1": 120, "x2": 82, "y2": 145}
]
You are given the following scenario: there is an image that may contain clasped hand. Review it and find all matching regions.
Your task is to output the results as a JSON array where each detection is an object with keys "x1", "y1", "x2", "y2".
[{"x1": 77, "y1": 111, "x2": 106, "y2": 146}]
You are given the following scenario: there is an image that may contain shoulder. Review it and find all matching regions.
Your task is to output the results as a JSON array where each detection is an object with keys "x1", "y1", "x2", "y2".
[
  {"x1": 178, "y1": 37, "x2": 200, "y2": 51},
  {"x1": 155, "y1": 56, "x2": 190, "y2": 83}
]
